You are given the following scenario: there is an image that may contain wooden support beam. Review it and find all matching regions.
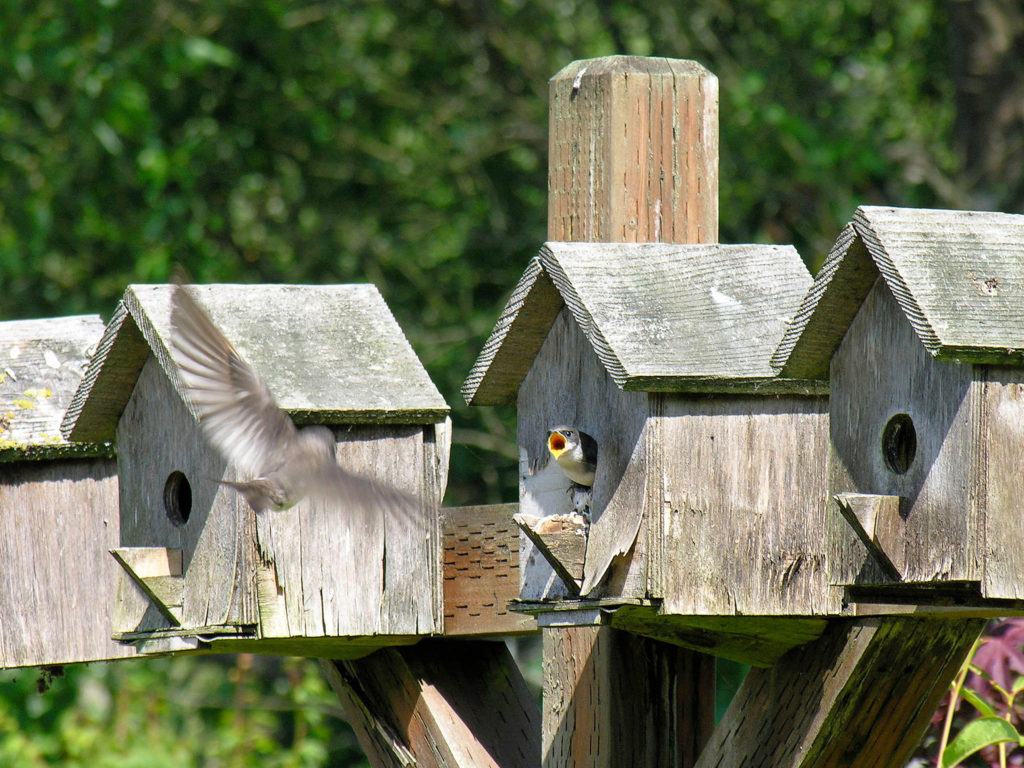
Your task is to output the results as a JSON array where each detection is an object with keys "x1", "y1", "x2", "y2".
[
  {"x1": 541, "y1": 55, "x2": 719, "y2": 767},
  {"x1": 544, "y1": 627, "x2": 715, "y2": 768},
  {"x1": 695, "y1": 616, "x2": 985, "y2": 768},
  {"x1": 321, "y1": 639, "x2": 540, "y2": 768}
]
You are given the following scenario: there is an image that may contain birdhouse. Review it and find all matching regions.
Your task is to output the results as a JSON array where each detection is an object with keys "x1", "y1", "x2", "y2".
[
  {"x1": 0, "y1": 314, "x2": 135, "y2": 668},
  {"x1": 62, "y1": 284, "x2": 450, "y2": 657},
  {"x1": 774, "y1": 205, "x2": 1024, "y2": 603},
  {"x1": 464, "y1": 242, "x2": 835, "y2": 664}
]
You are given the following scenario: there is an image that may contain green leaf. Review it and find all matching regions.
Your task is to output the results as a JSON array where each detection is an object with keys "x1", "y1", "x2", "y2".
[
  {"x1": 959, "y1": 686, "x2": 998, "y2": 718},
  {"x1": 940, "y1": 717, "x2": 1021, "y2": 768}
]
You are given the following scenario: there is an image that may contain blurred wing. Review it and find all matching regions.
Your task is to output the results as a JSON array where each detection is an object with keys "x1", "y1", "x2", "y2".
[
  {"x1": 311, "y1": 464, "x2": 421, "y2": 527},
  {"x1": 170, "y1": 284, "x2": 297, "y2": 476}
]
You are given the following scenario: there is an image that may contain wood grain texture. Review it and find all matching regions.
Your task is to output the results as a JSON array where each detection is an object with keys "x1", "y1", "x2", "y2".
[
  {"x1": 0, "y1": 457, "x2": 135, "y2": 667},
  {"x1": 61, "y1": 302, "x2": 151, "y2": 443},
  {"x1": 119, "y1": 360, "x2": 441, "y2": 643},
  {"x1": 465, "y1": 242, "x2": 816, "y2": 406},
  {"x1": 516, "y1": 307, "x2": 648, "y2": 597},
  {"x1": 778, "y1": 205, "x2": 1024, "y2": 377},
  {"x1": 542, "y1": 626, "x2": 715, "y2": 768},
  {"x1": 834, "y1": 493, "x2": 905, "y2": 579},
  {"x1": 540, "y1": 55, "x2": 718, "y2": 768},
  {"x1": 658, "y1": 394, "x2": 835, "y2": 615},
  {"x1": 979, "y1": 366, "x2": 1024, "y2": 598},
  {"x1": 255, "y1": 425, "x2": 440, "y2": 639},
  {"x1": 695, "y1": 617, "x2": 985, "y2": 768},
  {"x1": 441, "y1": 504, "x2": 536, "y2": 637},
  {"x1": 773, "y1": 223, "x2": 878, "y2": 380},
  {"x1": 854, "y1": 206, "x2": 1024, "y2": 362},
  {"x1": 117, "y1": 354, "x2": 258, "y2": 631},
  {"x1": 829, "y1": 279, "x2": 979, "y2": 586},
  {"x1": 66, "y1": 284, "x2": 449, "y2": 442},
  {"x1": 547, "y1": 57, "x2": 717, "y2": 244},
  {"x1": 540, "y1": 241, "x2": 813, "y2": 391},
  {"x1": 462, "y1": 258, "x2": 564, "y2": 406},
  {"x1": 0, "y1": 314, "x2": 112, "y2": 459},
  {"x1": 323, "y1": 639, "x2": 540, "y2": 768}
]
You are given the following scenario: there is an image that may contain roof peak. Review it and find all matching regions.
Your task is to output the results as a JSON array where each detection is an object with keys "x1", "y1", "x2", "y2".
[
  {"x1": 774, "y1": 205, "x2": 1024, "y2": 379},
  {"x1": 63, "y1": 283, "x2": 448, "y2": 443},
  {"x1": 463, "y1": 241, "x2": 816, "y2": 406}
]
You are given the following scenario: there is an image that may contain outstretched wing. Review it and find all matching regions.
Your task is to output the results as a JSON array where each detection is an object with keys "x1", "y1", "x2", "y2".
[
  {"x1": 170, "y1": 284, "x2": 297, "y2": 476},
  {"x1": 311, "y1": 463, "x2": 422, "y2": 527}
]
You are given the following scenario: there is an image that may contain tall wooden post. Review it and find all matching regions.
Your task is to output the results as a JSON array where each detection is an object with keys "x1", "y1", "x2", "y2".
[{"x1": 542, "y1": 56, "x2": 718, "y2": 767}]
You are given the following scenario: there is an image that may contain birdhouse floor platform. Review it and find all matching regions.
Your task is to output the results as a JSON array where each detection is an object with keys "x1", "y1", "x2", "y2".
[
  {"x1": 516, "y1": 582, "x2": 1024, "y2": 667},
  {"x1": 113, "y1": 623, "x2": 424, "y2": 661}
]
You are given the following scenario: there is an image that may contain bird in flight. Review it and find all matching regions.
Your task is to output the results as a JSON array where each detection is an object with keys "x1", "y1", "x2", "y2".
[{"x1": 169, "y1": 282, "x2": 416, "y2": 520}]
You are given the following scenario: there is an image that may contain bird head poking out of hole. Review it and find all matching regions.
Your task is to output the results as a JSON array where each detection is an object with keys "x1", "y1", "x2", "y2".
[{"x1": 546, "y1": 426, "x2": 597, "y2": 488}]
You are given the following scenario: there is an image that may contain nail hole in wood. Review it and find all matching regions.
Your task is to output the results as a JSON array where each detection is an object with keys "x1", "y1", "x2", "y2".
[
  {"x1": 164, "y1": 471, "x2": 192, "y2": 526},
  {"x1": 882, "y1": 413, "x2": 916, "y2": 475}
]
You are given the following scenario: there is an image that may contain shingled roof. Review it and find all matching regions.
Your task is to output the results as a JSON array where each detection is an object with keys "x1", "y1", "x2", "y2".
[
  {"x1": 462, "y1": 241, "x2": 815, "y2": 405},
  {"x1": 63, "y1": 284, "x2": 449, "y2": 443},
  {"x1": 773, "y1": 206, "x2": 1024, "y2": 380}
]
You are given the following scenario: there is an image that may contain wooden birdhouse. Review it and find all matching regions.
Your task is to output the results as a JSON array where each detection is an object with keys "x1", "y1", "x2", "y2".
[
  {"x1": 0, "y1": 314, "x2": 136, "y2": 668},
  {"x1": 62, "y1": 284, "x2": 450, "y2": 657},
  {"x1": 464, "y1": 242, "x2": 837, "y2": 663},
  {"x1": 774, "y1": 205, "x2": 1024, "y2": 604}
]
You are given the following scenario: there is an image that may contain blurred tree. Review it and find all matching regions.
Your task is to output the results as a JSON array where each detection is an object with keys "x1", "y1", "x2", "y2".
[{"x1": 0, "y1": 0, "x2": 974, "y2": 507}]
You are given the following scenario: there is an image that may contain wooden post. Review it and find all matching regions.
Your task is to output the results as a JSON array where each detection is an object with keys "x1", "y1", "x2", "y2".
[
  {"x1": 695, "y1": 617, "x2": 985, "y2": 767},
  {"x1": 322, "y1": 639, "x2": 540, "y2": 768},
  {"x1": 542, "y1": 56, "x2": 718, "y2": 767}
]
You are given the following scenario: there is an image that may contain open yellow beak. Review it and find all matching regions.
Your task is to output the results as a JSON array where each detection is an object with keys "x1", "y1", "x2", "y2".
[{"x1": 548, "y1": 431, "x2": 566, "y2": 456}]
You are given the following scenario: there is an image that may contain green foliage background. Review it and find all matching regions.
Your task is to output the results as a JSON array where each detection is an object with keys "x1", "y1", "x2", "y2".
[{"x1": 0, "y1": 1, "x2": 997, "y2": 765}]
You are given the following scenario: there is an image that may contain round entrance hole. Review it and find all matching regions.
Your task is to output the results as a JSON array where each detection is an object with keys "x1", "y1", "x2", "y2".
[
  {"x1": 882, "y1": 413, "x2": 916, "y2": 475},
  {"x1": 164, "y1": 471, "x2": 192, "y2": 526}
]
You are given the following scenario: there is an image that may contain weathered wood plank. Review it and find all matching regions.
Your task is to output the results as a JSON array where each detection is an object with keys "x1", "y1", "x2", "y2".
[
  {"x1": 540, "y1": 55, "x2": 718, "y2": 768},
  {"x1": 547, "y1": 57, "x2": 718, "y2": 244},
  {"x1": 0, "y1": 457, "x2": 134, "y2": 667},
  {"x1": 117, "y1": 354, "x2": 257, "y2": 631},
  {"x1": 517, "y1": 307, "x2": 649, "y2": 598},
  {"x1": 462, "y1": 259, "x2": 565, "y2": 407},
  {"x1": 828, "y1": 279, "x2": 979, "y2": 586},
  {"x1": 777, "y1": 206, "x2": 1024, "y2": 375},
  {"x1": 322, "y1": 639, "x2": 540, "y2": 768},
  {"x1": 835, "y1": 493, "x2": 905, "y2": 579},
  {"x1": 111, "y1": 547, "x2": 184, "y2": 624},
  {"x1": 60, "y1": 303, "x2": 150, "y2": 444},
  {"x1": 441, "y1": 504, "x2": 536, "y2": 637},
  {"x1": 658, "y1": 394, "x2": 835, "y2": 615},
  {"x1": 543, "y1": 627, "x2": 715, "y2": 768},
  {"x1": 256, "y1": 425, "x2": 439, "y2": 639},
  {"x1": 979, "y1": 365, "x2": 1024, "y2": 599},
  {"x1": 539, "y1": 241, "x2": 813, "y2": 390},
  {"x1": 854, "y1": 206, "x2": 1024, "y2": 362},
  {"x1": 66, "y1": 284, "x2": 448, "y2": 444},
  {"x1": 772, "y1": 223, "x2": 877, "y2": 380},
  {"x1": 513, "y1": 512, "x2": 586, "y2": 593},
  {"x1": 695, "y1": 617, "x2": 985, "y2": 768}
]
